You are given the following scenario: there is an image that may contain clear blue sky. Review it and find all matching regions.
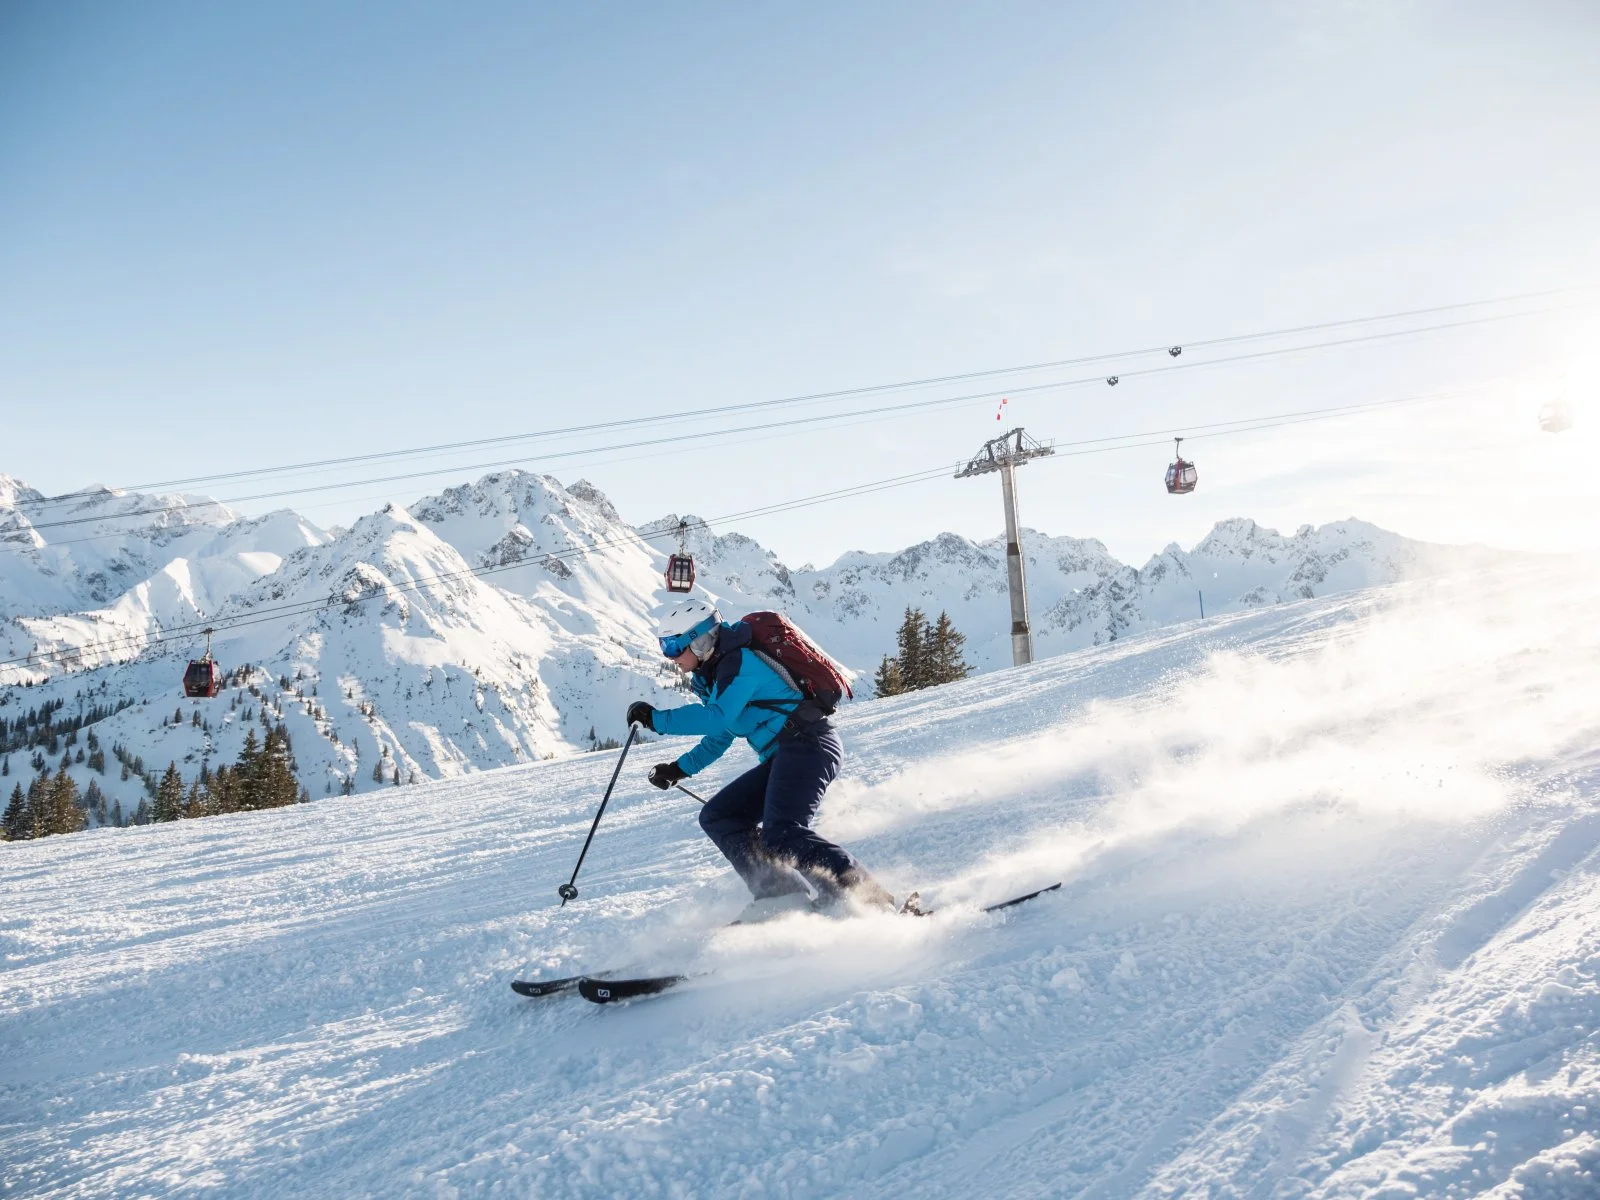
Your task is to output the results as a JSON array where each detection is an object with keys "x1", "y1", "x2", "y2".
[{"x1": 3, "y1": 1, "x2": 1597, "y2": 564}]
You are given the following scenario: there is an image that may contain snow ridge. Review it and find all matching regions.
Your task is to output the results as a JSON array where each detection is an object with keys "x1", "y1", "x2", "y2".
[{"x1": 0, "y1": 470, "x2": 1517, "y2": 821}]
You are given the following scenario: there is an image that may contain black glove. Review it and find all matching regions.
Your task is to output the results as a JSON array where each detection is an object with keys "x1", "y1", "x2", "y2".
[
  {"x1": 626, "y1": 701, "x2": 656, "y2": 732},
  {"x1": 648, "y1": 761, "x2": 687, "y2": 790}
]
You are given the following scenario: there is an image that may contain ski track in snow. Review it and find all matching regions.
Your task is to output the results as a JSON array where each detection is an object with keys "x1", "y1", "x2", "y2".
[{"x1": 3, "y1": 562, "x2": 1598, "y2": 1198}]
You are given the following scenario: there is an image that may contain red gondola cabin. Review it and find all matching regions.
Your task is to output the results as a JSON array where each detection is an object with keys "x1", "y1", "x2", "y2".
[
  {"x1": 664, "y1": 553, "x2": 696, "y2": 593},
  {"x1": 1165, "y1": 437, "x2": 1197, "y2": 495},
  {"x1": 1539, "y1": 400, "x2": 1573, "y2": 433},
  {"x1": 182, "y1": 627, "x2": 221, "y2": 698},
  {"x1": 664, "y1": 519, "x2": 696, "y2": 593},
  {"x1": 183, "y1": 658, "x2": 221, "y2": 698}
]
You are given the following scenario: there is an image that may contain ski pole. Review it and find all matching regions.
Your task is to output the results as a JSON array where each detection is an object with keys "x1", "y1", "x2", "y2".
[
  {"x1": 558, "y1": 722, "x2": 640, "y2": 905},
  {"x1": 673, "y1": 781, "x2": 708, "y2": 805}
]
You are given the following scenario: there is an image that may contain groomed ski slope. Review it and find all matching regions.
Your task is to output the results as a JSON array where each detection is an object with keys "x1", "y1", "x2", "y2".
[{"x1": 4, "y1": 561, "x2": 1598, "y2": 1198}]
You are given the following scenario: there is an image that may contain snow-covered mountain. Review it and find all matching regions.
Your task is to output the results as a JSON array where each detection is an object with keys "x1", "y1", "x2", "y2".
[
  {"x1": 0, "y1": 475, "x2": 269, "y2": 614},
  {"x1": 0, "y1": 476, "x2": 327, "y2": 673},
  {"x1": 0, "y1": 469, "x2": 1518, "y2": 820},
  {"x1": 646, "y1": 508, "x2": 1515, "y2": 674}
]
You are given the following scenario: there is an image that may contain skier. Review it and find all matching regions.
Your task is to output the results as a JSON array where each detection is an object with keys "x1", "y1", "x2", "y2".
[{"x1": 625, "y1": 599, "x2": 895, "y2": 919}]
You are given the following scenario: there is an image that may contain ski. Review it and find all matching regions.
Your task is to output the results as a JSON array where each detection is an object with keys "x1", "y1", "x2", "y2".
[
  {"x1": 514, "y1": 884, "x2": 1062, "y2": 1003},
  {"x1": 899, "y1": 880, "x2": 1062, "y2": 917},
  {"x1": 578, "y1": 974, "x2": 689, "y2": 1004},
  {"x1": 509, "y1": 974, "x2": 585, "y2": 998},
  {"x1": 980, "y1": 881, "x2": 1061, "y2": 913},
  {"x1": 570, "y1": 882, "x2": 1063, "y2": 1006}
]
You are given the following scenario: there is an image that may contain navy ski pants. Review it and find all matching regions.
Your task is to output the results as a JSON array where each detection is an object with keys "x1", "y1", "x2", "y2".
[{"x1": 697, "y1": 721, "x2": 857, "y2": 899}]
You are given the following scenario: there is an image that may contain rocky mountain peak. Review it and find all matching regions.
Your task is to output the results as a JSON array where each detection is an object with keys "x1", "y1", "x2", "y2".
[{"x1": 1, "y1": 466, "x2": 1519, "y2": 822}]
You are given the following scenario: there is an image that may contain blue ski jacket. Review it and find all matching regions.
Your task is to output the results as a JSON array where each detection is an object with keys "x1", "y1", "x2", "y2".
[{"x1": 651, "y1": 621, "x2": 804, "y2": 777}]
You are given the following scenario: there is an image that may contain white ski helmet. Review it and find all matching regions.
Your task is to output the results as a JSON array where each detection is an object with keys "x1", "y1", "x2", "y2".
[{"x1": 656, "y1": 599, "x2": 721, "y2": 660}]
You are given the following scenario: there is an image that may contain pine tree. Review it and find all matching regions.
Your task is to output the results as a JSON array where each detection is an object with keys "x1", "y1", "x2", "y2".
[
  {"x1": 925, "y1": 611, "x2": 971, "y2": 686},
  {"x1": 872, "y1": 655, "x2": 906, "y2": 698},
  {"x1": 236, "y1": 729, "x2": 263, "y2": 810},
  {"x1": 182, "y1": 780, "x2": 203, "y2": 819},
  {"x1": 25, "y1": 770, "x2": 51, "y2": 839},
  {"x1": 84, "y1": 779, "x2": 107, "y2": 825},
  {"x1": 895, "y1": 607, "x2": 928, "y2": 691},
  {"x1": 258, "y1": 727, "x2": 298, "y2": 808},
  {"x1": 2, "y1": 782, "x2": 25, "y2": 841},
  {"x1": 153, "y1": 763, "x2": 184, "y2": 822},
  {"x1": 373, "y1": 760, "x2": 385, "y2": 784},
  {"x1": 45, "y1": 772, "x2": 85, "y2": 836},
  {"x1": 204, "y1": 764, "x2": 237, "y2": 816}
]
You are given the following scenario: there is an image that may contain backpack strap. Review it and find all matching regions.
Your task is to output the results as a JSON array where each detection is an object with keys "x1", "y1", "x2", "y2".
[
  {"x1": 746, "y1": 649, "x2": 826, "y2": 724},
  {"x1": 748, "y1": 648, "x2": 798, "y2": 693}
]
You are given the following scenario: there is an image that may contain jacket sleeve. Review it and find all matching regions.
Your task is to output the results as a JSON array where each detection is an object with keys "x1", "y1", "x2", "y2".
[
  {"x1": 674, "y1": 726, "x2": 735, "y2": 777},
  {"x1": 652, "y1": 654, "x2": 766, "y2": 738},
  {"x1": 652, "y1": 653, "x2": 769, "y2": 776}
]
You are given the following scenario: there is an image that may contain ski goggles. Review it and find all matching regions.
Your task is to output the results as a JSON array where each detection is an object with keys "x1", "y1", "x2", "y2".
[{"x1": 658, "y1": 616, "x2": 717, "y2": 659}]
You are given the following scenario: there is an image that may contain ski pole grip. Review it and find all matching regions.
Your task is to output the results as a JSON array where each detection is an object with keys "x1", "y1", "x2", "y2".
[{"x1": 557, "y1": 722, "x2": 641, "y2": 905}]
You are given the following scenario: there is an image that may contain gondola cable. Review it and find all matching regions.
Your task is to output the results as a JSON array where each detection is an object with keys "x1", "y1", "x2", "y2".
[
  {"x1": 20, "y1": 284, "x2": 1590, "y2": 517},
  {"x1": 10, "y1": 299, "x2": 1581, "y2": 540},
  {"x1": 0, "y1": 379, "x2": 1495, "y2": 674}
]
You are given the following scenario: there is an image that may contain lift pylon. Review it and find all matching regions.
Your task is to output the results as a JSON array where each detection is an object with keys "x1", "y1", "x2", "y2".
[{"x1": 955, "y1": 427, "x2": 1054, "y2": 666}]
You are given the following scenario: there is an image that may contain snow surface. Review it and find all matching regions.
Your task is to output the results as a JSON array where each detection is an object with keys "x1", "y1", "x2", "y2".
[{"x1": 4, "y1": 558, "x2": 1597, "y2": 1197}]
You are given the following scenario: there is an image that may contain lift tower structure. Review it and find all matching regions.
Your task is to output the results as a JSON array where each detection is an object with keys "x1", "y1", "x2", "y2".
[{"x1": 956, "y1": 427, "x2": 1054, "y2": 667}]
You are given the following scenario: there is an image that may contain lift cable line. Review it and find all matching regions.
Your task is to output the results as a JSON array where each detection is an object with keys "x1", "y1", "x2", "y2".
[
  {"x1": 17, "y1": 300, "x2": 1582, "y2": 539},
  {"x1": 0, "y1": 379, "x2": 1497, "y2": 674},
  {"x1": 23, "y1": 284, "x2": 1590, "y2": 514},
  {"x1": 1, "y1": 367, "x2": 1501, "y2": 556},
  {"x1": 13, "y1": 298, "x2": 1582, "y2": 540},
  {"x1": 3, "y1": 340, "x2": 1497, "y2": 547},
  {"x1": 0, "y1": 378, "x2": 1506, "y2": 615}
]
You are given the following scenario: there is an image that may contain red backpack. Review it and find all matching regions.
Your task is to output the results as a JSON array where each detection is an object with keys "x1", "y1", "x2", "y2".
[{"x1": 739, "y1": 611, "x2": 854, "y2": 715}]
